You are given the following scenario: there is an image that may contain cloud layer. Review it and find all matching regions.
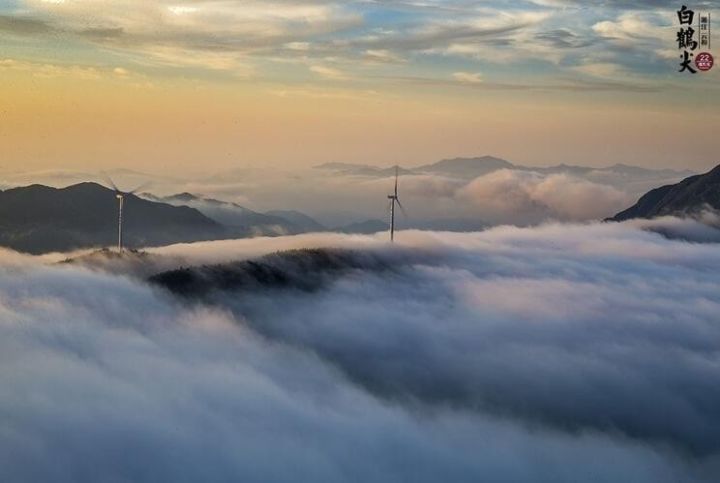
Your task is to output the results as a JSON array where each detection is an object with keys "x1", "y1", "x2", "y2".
[
  {"x1": 457, "y1": 170, "x2": 632, "y2": 223},
  {"x1": 0, "y1": 220, "x2": 719, "y2": 481},
  {"x1": 3, "y1": 0, "x2": 717, "y2": 90}
]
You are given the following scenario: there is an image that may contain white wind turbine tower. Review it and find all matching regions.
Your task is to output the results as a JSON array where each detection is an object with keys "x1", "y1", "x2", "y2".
[
  {"x1": 102, "y1": 175, "x2": 149, "y2": 253},
  {"x1": 387, "y1": 166, "x2": 406, "y2": 242}
]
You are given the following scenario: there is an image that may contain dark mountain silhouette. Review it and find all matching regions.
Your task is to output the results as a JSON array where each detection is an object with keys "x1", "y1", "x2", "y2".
[
  {"x1": 314, "y1": 162, "x2": 414, "y2": 177},
  {"x1": 314, "y1": 162, "x2": 372, "y2": 171},
  {"x1": 148, "y1": 248, "x2": 409, "y2": 298},
  {"x1": 150, "y1": 191, "x2": 390, "y2": 236},
  {"x1": 417, "y1": 156, "x2": 514, "y2": 178},
  {"x1": 146, "y1": 192, "x2": 324, "y2": 235},
  {"x1": 154, "y1": 191, "x2": 390, "y2": 236},
  {"x1": 0, "y1": 183, "x2": 228, "y2": 253},
  {"x1": 59, "y1": 248, "x2": 171, "y2": 278},
  {"x1": 609, "y1": 165, "x2": 720, "y2": 221},
  {"x1": 265, "y1": 210, "x2": 326, "y2": 232}
]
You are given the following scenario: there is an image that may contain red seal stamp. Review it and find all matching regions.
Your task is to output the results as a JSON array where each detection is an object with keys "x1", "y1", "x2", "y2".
[{"x1": 695, "y1": 52, "x2": 714, "y2": 71}]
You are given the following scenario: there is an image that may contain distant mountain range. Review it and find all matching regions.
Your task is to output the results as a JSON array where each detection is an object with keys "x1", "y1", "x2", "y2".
[
  {"x1": 609, "y1": 165, "x2": 720, "y2": 221},
  {"x1": 314, "y1": 163, "x2": 415, "y2": 177},
  {"x1": 315, "y1": 156, "x2": 695, "y2": 181},
  {"x1": 0, "y1": 183, "x2": 394, "y2": 253},
  {"x1": 146, "y1": 192, "x2": 384, "y2": 236},
  {"x1": 144, "y1": 192, "x2": 307, "y2": 236},
  {"x1": 416, "y1": 156, "x2": 514, "y2": 178},
  {"x1": 265, "y1": 210, "x2": 327, "y2": 232},
  {"x1": 0, "y1": 157, "x2": 708, "y2": 254},
  {"x1": 0, "y1": 183, "x2": 227, "y2": 254}
]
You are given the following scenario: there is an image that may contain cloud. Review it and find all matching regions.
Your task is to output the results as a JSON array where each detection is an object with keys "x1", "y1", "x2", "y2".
[
  {"x1": 534, "y1": 28, "x2": 595, "y2": 49},
  {"x1": 0, "y1": 14, "x2": 54, "y2": 34},
  {"x1": 592, "y1": 12, "x2": 664, "y2": 41},
  {"x1": 285, "y1": 41, "x2": 310, "y2": 51},
  {"x1": 534, "y1": 0, "x2": 711, "y2": 7},
  {"x1": 375, "y1": 72, "x2": 658, "y2": 93},
  {"x1": 452, "y1": 71, "x2": 483, "y2": 84},
  {"x1": 0, "y1": 0, "x2": 697, "y2": 87},
  {"x1": 572, "y1": 61, "x2": 626, "y2": 78},
  {"x1": 2, "y1": 221, "x2": 719, "y2": 481},
  {"x1": 352, "y1": 10, "x2": 552, "y2": 56},
  {"x1": 457, "y1": 170, "x2": 632, "y2": 223},
  {"x1": 0, "y1": 58, "x2": 155, "y2": 84},
  {"x1": 8, "y1": 0, "x2": 361, "y2": 74},
  {"x1": 363, "y1": 49, "x2": 405, "y2": 64},
  {"x1": 628, "y1": 211, "x2": 720, "y2": 244},
  {"x1": 0, "y1": 164, "x2": 663, "y2": 230},
  {"x1": 132, "y1": 45, "x2": 255, "y2": 76},
  {"x1": 156, "y1": 222, "x2": 720, "y2": 458},
  {"x1": 310, "y1": 64, "x2": 349, "y2": 80},
  {"x1": 0, "y1": 58, "x2": 103, "y2": 79}
]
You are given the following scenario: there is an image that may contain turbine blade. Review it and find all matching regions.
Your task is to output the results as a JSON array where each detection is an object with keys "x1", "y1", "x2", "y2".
[
  {"x1": 128, "y1": 181, "x2": 151, "y2": 195},
  {"x1": 394, "y1": 165, "x2": 399, "y2": 196},
  {"x1": 396, "y1": 198, "x2": 408, "y2": 217},
  {"x1": 100, "y1": 172, "x2": 119, "y2": 192}
]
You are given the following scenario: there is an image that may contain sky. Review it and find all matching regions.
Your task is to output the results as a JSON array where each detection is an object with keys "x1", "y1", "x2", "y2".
[{"x1": 0, "y1": 0, "x2": 719, "y2": 173}]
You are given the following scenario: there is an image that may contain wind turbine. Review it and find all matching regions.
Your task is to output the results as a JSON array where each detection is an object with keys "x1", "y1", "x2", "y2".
[
  {"x1": 387, "y1": 166, "x2": 406, "y2": 242},
  {"x1": 102, "y1": 175, "x2": 149, "y2": 253}
]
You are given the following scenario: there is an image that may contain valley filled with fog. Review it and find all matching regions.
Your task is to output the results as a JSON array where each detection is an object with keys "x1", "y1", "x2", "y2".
[
  {"x1": 0, "y1": 157, "x2": 695, "y2": 231},
  {"x1": 1, "y1": 218, "x2": 719, "y2": 482}
]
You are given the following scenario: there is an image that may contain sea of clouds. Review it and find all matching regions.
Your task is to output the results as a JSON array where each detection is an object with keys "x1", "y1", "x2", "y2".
[{"x1": 0, "y1": 218, "x2": 719, "y2": 482}]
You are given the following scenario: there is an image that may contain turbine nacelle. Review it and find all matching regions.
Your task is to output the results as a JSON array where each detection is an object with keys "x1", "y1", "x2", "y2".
[{"x1": 386, "y1": 166, "x2": 405, "y2": 242}]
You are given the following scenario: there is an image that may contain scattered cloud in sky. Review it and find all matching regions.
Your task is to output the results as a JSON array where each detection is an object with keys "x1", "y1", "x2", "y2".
[
  {"x1": 310, "y1": 64, "x2": 349, "y2": 80},
  {"x1": 1, "y1": 0, "x2": 716, "y2": 87},
  {"x1": 0, "y1": 1, "x2": 717, "y2": 173},
  {"x1": 363, "y1": 48, "x2": 406, "y2": 64},
  {"x1": 0, "y1": 57, "x2": 103, "y2": 79},
  {"x1": 452, "y1": 71, "x2": 483, "y2": 84}
]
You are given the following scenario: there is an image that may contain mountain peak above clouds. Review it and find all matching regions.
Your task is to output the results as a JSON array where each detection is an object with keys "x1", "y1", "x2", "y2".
[
  {"x1": 0, "y1": 182, "x2": 225, "y2": 253},
  {"x1": 314, "y1": 156, "x2": 694, "y2": 182},
  {"x1": 609, "y1": 164, "x2": 720, "y2": 221}
]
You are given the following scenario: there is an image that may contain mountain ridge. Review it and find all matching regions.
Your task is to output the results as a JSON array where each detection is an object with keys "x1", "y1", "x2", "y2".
[
  {"x1": 0, "y1": 182, "x2": 227, "y2": 253},
  {"x1": 146, "y1": 192, "x2": 324, "y2": 235},
  {"x1": 314, "y1": 156, "x2": 695, "y2": 180},
  {"x1": 609, "y1": 165, "x2": 720, "y2": 221}
]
